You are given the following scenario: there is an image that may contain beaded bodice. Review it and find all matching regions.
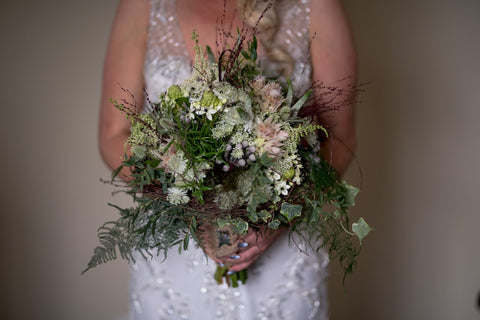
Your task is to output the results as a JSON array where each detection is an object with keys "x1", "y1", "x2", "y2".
[{"x1": 143, "y1": 0, "x2": 313, "y2": 105}]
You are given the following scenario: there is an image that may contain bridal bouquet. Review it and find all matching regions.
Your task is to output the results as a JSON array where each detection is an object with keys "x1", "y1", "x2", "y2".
[{"x1": 83, "y1": 31, "x2": 371, "y2": 287}]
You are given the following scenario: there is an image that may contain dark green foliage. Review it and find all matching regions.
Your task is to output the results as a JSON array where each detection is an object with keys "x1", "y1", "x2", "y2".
[
  {"x1": 82, "y1": 197, "x2": 196, "y2": 274},
  {"x1": 287, "y1": 154, "x2": 364, "y2": 280}
]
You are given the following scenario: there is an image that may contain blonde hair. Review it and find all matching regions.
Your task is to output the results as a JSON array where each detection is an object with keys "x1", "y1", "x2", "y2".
[{"x1": 236, "y1": 0, "x2": 294, "y2": 78}]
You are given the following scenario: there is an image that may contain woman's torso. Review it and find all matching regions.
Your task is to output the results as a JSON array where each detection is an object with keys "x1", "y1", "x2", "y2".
[{"x1": 129, "y1": 1, "x2": 329, "y2": 319}]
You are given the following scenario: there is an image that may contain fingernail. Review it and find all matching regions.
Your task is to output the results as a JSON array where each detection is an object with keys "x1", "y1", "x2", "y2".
[
  {"x1": 229, "y1": 255, "x2": 240, "y2": 260},
  {"x1": 217, "y1": 262, "x2": 225, "y2": 267},
  {"x1": 227, "y1": 270, "x2": 235, "y2": 275},
  {"x1": 238, "y1": 242, "x2": 248, "y2": 248}
]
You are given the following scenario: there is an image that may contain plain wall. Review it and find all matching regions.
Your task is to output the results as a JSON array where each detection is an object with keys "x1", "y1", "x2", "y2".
[{"x1": 1, "y1": 0, "x2": 479, "y2": 319}]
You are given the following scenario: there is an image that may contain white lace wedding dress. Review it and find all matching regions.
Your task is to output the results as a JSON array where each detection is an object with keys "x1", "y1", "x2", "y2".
[{"x1": 128, "y1": 0, "x2": 330, "y2": 319}]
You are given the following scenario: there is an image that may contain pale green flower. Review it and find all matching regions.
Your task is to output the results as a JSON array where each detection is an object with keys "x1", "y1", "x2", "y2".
[
  {"x1": 214, "y1": 190, "x2": 241, "y2": 210},
  {"x1": 212, "y1": 81, "x2": 235, "y2": 103},
  {"x1": 236, "y1": 171, "x2": 255, "y2": 197},
  {"x1": 231, "y1": 145, "x2": 244, "y2": 159},
  {"x1": 167, "y1": 153, "x2": 187, "y2": 174},
  {"x1": 230, "y1": 131, "x2": 252, "y2": 145},
  {"x1": 166, "y1": 85, "x2": 183, "y2": 101},
  {"x1": 127, "y1": 113, "x2": 159, "y2": 148},
  {"x1": 167, "y1": 187, "x2": 190, "y2": 205},
  {"x1": 212, "y1": 123, "x2": 235, "y2": 139}
]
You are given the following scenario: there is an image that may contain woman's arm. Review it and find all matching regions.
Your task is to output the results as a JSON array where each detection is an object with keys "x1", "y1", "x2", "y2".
[
  {"x1": 98, "y1": 0, "x2": 150, "y2": 173},
  {"x1": 310, "y1": 0, "x2": 357, "y2": 176}
]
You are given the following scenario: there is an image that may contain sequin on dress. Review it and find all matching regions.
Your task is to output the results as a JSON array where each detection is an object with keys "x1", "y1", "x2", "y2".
[{"x1": 129, "y1": 1, "x2": 329, "y2": 319}]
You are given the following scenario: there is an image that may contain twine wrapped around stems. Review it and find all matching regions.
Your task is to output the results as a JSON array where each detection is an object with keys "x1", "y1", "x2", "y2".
[{"x1": 209, "y1": 226, "x2": 241, "y2": 259}]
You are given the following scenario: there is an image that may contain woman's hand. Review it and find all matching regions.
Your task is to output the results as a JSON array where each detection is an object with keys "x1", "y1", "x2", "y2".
[{"x1": 201, "y1": 226, "x2": 286, "y2": 272}]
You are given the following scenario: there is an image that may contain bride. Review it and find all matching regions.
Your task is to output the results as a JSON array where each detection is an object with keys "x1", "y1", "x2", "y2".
[{"x1": 99, "y1": 0, "x2": 356, "y2": 319}]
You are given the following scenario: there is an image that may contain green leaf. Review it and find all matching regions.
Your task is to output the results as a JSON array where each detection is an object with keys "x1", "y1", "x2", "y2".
[
  {"x1": 191, "y1": 216, "x2": 197, "y2": 230},
  {"x1": 206, "y1": 46, "x2": 215, "y2": 64},
  {"x1": 352, "y1": 218, "x2": 372, "y2": 243},
  {"x1": 217, "y1": 218, "x2": 229, "y2": 229},
  {"x1": 234, "y1": 219, "x2": 249, "y2": 235},
  {"x1": 145, "y1": 159, "x2": 160, "y2": 168},
  {"x1": 248, "y1": 211, "x2": 258, "y2": 223},
  {"x1": 111, "y1": 165, "x2": 123, "y2": 180},
  {"x1": 343, "y1": 183, "x2": 360, "y2": 207},
  {"x1": 280, "y1": 203, "x2": 302, "y2": 222},
  {"x1": 268, "y1": 219, "x2": 280, "y2": 230},
  {"x1": 285, "y1": 79, "x2": 293, "y2": 106},
  {"x1": 183, "y1": 234, "x2": 190, "y2": 251},
  {"x1": 291, "y1": 90, "x2": 312, "y2": 116},
  {"x1": 258, "y1": 210, "x2": 272, "y2": 222},
  {"x1": 309, "y1": 207, "x2": 320, "y2": 222}
]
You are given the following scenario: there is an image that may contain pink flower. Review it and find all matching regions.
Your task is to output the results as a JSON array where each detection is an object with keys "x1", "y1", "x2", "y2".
[
  {"x1": 250, "y1": 76, "x2": 285, "y2": 112},
  {"x1": 260, "y1": 82, "x2": 284, "y2": 112},
  {"x1": 254, "y1": 117, "x2": 289, "y2": 157}
]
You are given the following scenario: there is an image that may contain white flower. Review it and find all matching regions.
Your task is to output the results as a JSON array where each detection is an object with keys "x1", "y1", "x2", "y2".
[
  {"x1": 266, "y1": 169, "x2": 281, "y2": 182},
  {"x1": 206, "y1": 107, "x2": 218, "y2": 121},
  {"x1": 293, "y1": 175, "x2": 302, "y2": 185},
  {"x1": 167, "y1": 187, "x2": 190, "y2": 205},
  {"x1": 274, "y1": 180, "x2": 291, "y2": 196}
]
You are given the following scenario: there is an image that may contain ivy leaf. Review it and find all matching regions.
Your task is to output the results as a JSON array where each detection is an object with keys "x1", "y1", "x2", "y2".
[
  {"x1": 280, "y1": 203, "x2": 302, "y2": 222},
  {"x1": 248, "y1": 211, "x2": 259, "y2": 223},
  {"x1": 217, "y1": 218, "x2": 230, "y2": 229},
  {"x1": 234, "y1": 219, "x2": 249, "y2": 235},
  {"x1": 258, "y1": 210, "x2": 272, "y2": 222},
  {"x1": 352, "y1": 218, "x2": 372, "y2": 244},
  {"x1": 343, "y1": 183, "x2": 360, "y2": 207},
  {"x1": 268, "y1": 219, "x2": 280, "y2": 230}
]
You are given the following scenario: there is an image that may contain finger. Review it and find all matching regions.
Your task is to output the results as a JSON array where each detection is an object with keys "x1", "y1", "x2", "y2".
[
  {"x1": 237, "y1": 241, "x2": 249, "y2": 252},
  {"x1": 221, "y1": 245, "x2": 261, "y2": 270},
  {"x1": 228, "y1": 261, "x2": 253, "y2": 272}
]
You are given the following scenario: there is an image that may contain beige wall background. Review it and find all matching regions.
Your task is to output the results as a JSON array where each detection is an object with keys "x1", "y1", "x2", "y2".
[{"x1": 1, "y1": 0, "x2": 479, "y2": 319}]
